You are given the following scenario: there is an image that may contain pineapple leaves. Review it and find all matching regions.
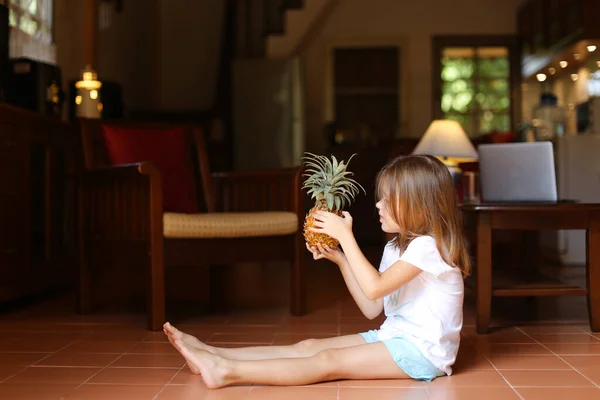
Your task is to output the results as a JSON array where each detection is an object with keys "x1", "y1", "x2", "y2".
[
  {"x1": 326, "y1": 193, "x2": 334, "y2": 210},
  {"x1": 301, "y1": 152, "x2": 366, "y2": 210}
]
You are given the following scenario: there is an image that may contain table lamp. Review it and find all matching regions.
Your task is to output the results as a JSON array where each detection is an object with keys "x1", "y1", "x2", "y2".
[{"x1": 412, "y1": 120, "x2": 478, "y2": 186}]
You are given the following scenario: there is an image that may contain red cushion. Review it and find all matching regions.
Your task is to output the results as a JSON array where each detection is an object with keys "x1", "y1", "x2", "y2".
[{"x1": 101, "y1": 125, "x2": 198, "y2": 213}]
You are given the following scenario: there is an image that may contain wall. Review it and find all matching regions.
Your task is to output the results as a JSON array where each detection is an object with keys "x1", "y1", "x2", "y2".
[
  {"x1": 54, "y1": 0, "x2": 225, "y2": 115},
  {"x1": 54, "y1": 0, "x2": 85, "y2": 105},
  {"x1": 159, "y1": 0, "x2": 225, "y2": 110},
  {"x1": 302, "y1": 0, "x2": 524, "y2": 154},
  {"x1": 96, "y1": 0, "x2": 160, "y2": 111}
]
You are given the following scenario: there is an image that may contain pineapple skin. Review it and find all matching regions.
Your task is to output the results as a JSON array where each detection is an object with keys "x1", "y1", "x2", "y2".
[{"x1": 303, "y1": 202, "x2": 343, "y2": 250}]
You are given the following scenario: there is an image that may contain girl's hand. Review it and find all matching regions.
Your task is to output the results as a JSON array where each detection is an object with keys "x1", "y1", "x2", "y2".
[
  {"x1": 310, "y1": 211, "x2": 353, "y2": 242},
  {"x1": 305, "y1": 242, "x2": 347, "y2": 266}
]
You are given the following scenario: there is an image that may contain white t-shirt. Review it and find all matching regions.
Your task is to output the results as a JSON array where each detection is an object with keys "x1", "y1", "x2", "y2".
[{"x1": 376, "y1": 235, "x2": 464, "y2": 375}]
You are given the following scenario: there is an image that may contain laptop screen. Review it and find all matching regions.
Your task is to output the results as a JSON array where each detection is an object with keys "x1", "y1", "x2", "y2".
[{"x1": 478, "y1": 142, "x2": 558, "y2": 203}]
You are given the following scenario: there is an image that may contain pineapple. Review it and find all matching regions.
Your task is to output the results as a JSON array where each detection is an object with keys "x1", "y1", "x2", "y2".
[{"x1": 302, "y1": 152, "x2": 365, "y2": 250}]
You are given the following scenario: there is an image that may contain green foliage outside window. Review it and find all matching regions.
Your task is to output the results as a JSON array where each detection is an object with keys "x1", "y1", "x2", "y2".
[{"x1": 441, "y1": 48, "x2": 510, "y2": 137}]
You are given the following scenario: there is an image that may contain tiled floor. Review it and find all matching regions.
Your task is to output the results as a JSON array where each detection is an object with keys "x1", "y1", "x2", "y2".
[{"x1": 0, "y1": 262, "x2": 599, "y2": 399}]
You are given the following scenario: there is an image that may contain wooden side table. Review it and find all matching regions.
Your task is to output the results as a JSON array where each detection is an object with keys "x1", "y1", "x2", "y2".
[{"x1": 461, "y1": 202, "x2": 600, "y2": 334}]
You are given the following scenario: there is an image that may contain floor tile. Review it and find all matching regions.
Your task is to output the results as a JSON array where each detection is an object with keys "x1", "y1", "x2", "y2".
[
  {"x1": 339, "y1": 387, "x2": 428, "y2": 399},
  {"x1": 111, "y1": 354, "x2": 185, "y2": 368},
  {"x1": 0, "y1": 383, "x2": 78, "y2": 399},
  {"x1": 544, "y1": 343, "x2": 600, "y2": 355},
  {"x1": 425, "y1": 370, "x2": 509, "y2": 388},
  {"x1": 127, "y1": 342, "x2": 181, "y2": 354},
  {"x1": 0, "y1": 366, "x2": 24, "y2": 382},
  {"x1": 475, "y1": 343, "x2": 552, "y2": 356},
  {"x1": 5, "y1": 366, "x2": 101, "y2": 384},
  {"x1": 469, "y1": 329, "x2": 535, "y2": 344},
  {"x1": 157, "y1": 384, "x2": 252, "y2": 400},
  {"x1": 65, "y1": 384, "x2": 163, "y2": 400},
  {"x1": 0, "y1": 352, "x2": 51, "y2": 366},
  {"x1": 518, "y1": 325, "x2": 590, "y2": 335},
  {"x1": 578, "y1": 368, "x2": 600, "y2": 385},
  {"x1": 530, "y1": 334, "x2": 600, "y2": 344},
  {"x1": 64, "y1": 340, "x2": 138, "y2": 353},
  {"x1": 245, "y1": 386, "x2": 338, "y2": 400},
  {"x1": 500, "y1": 370, "x2": 594, "y2": 387},
  {"x1": 35, "y1": 351, "x2": 120, "y2": 367},
  {"x1": 561, "y1": 355, "x2": 600, "y2": 369},
  {"x1": 427, "y1": 387, "x2": 521, "y2": 400},
  {"x1": 142, "y1": 331, "x2": 172, "y2": 342},
  {"x1": 0, "y1": 338, "x2": 72, "y2": 353},
  {"x1": 87, "y1": 367, "x2": 178, "y2": 385},
  {"x1": 487, "y1": 355, "x2": 571, "y2": 370},
  {"x1": 516, "y1": 387, "x2": 600, "y2": 400},
  {"x1": 453, "y1": 347, "x2": 494, "y2": 370},
  {"x1": 224, "y1": 312, "x2": 285, "y2": 326},
  {"x1": 85, "y1": 330, "x2": 149, "y2": 341}
]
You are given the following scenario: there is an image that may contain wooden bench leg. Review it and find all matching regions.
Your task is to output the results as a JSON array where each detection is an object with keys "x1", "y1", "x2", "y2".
[
  {"x1": 291, "y1": 232, "x2": 306, "y2": 316},
  {"x1": 588, "y1": 212, "x2": 600, "y2": 333},
  {"x1": 77, "y1": 183, "x2": 92, "y2": 315},
  {"x1": 78, "y1": 250, "x2": 92, "y2": 314},
  {"x1": 148, "y1": 239, "x2": 166, "y2": 331},
  {"x1": 476, "y1": 212, "x2": 492, "y2": 334}
]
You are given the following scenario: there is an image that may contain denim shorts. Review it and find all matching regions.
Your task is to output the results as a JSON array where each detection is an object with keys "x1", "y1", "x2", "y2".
[{"x1": 360, "y1": 329, "x2": 445, "y2": 381}]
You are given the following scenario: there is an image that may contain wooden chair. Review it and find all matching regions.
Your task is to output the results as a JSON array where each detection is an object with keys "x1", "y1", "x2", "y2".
[{"x1": 76, "y1": 119, "x2": 306, "y2": 330}]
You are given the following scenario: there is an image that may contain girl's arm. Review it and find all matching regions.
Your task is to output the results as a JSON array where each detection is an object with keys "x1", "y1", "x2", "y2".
[
  {"x1": 337, "y1": 254, "x2": 383, "y2": 320},
  {"x1": 339, "y1": 234, "x2": 422, "y2": 300},
  {"x1": 307, "y1": 244, "x2": 382, "y2": 319},
  {"x1": 311, "y1": 211, "x2": 422, "y2": 300}
]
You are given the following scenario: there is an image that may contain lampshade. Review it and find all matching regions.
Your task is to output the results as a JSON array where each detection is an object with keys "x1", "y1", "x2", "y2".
[{"x1": 412, "y1": 120, "x2": 478, "y2": 159}]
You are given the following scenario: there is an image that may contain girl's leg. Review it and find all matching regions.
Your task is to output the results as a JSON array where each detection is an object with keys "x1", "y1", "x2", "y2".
[
  {"x1": 172, "y1": 339, "x2": 408, "y2": 389},
  {"x1": 164, "y1": 322, "x2": 365, "y2": 360}
]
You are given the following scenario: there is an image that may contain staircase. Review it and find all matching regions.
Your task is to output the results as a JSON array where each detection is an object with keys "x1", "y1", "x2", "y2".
[{"x1": 235, "y1": 0, "x2": 336, "y2": 59}]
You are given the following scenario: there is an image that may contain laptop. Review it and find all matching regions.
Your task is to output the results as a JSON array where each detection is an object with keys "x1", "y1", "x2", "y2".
[{"x1": 478, "y1": 142, "x2": 558, "y2": 203}]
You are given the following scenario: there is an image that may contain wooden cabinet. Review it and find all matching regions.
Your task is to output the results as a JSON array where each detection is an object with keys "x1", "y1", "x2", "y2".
[
  {"x1": 518, "y1": 0, "x2": 600, "y2": 55},
  {"x1": 518, "y1": 0, "x2": 600, "y2": 78},
  {"x1": 518, "y1": 1, "x2": 535, "y2": 59},
  {"x1": 0, "y1": 104, "x2": 78, "y2": 302}
]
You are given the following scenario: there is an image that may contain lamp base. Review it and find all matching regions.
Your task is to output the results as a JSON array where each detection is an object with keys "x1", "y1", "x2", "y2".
[{"x1": 446, "y1": 163, "x2": 462, "y2": 187}]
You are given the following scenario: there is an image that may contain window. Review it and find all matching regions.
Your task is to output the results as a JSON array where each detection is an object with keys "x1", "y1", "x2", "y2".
[
  {"x1": 7, "y1": 0, "x2": 53, "y2": 43},
  {"x1": 432, "y1": 36, "x2": 520, "y2": 137}
]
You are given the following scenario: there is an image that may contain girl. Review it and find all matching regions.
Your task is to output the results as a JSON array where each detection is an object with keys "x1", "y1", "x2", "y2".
[{"x1": 164, "y1": 154, "x2": 471, "y2": 389}]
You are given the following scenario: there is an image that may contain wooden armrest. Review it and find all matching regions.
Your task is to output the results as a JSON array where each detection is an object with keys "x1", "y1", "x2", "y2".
[
  {"x1": 81, "y1": 162, "x2": 160, "y2": 178},
  {"x1": 78, "y1": 162, "x2": 163, "y2": 239},
  {"x1": 211, "y1": 167, "x2": 304, "y2": 214}
]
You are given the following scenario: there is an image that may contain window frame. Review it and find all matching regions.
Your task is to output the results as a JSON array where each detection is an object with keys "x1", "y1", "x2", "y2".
[{"x1": 431, "y1": 35, "x2": 521, "y2": 137}]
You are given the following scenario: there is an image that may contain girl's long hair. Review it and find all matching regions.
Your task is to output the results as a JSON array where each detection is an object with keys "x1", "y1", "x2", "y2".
[{"x1": 376, "y1": 154, "x2": 471, "y2": 277}]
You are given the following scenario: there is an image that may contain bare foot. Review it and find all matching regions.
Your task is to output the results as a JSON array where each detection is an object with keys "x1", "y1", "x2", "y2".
[
  {"x1": 164, "y1": 322, "x2": 213, "y2": 374},
  {"x1": 172, "y1": 339, "x2": 231, "y2": 389},
  {"x1": 163, "y1": 322, "x2": 213, "y2": 352}
]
